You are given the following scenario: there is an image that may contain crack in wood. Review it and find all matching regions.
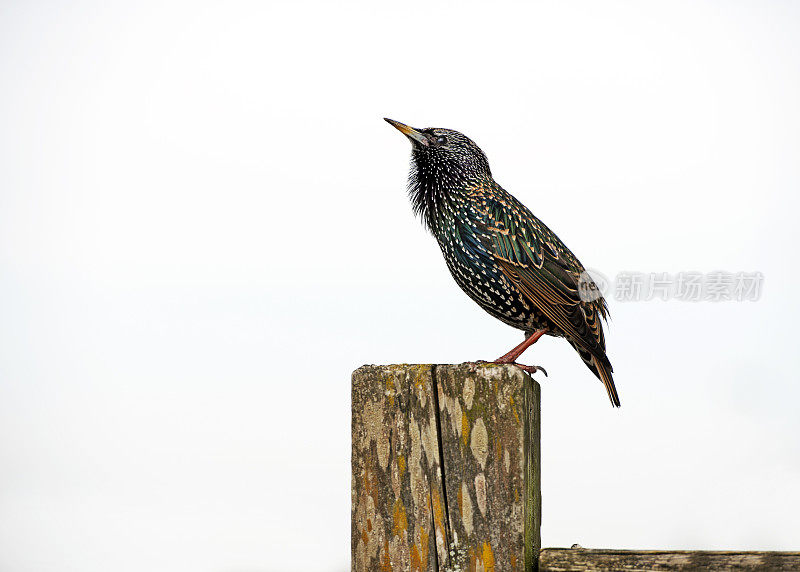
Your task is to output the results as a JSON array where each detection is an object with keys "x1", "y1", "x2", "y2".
[
  {"x1": 352, "y1": 364, "x2": 541, "y2": 571},
  {"x1": 430, "y1": 365, "x2": 454, "y2": 567}
]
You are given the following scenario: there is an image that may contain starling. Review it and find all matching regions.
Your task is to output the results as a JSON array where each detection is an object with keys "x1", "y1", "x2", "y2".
[{"x1": 385, "y1": 118, "x2": 620, "y2": 407}]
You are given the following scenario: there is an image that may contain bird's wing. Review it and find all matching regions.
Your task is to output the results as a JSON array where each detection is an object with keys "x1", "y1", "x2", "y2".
[{"x1": 477, "y1": 193, "x2": 610, "y2": 362}]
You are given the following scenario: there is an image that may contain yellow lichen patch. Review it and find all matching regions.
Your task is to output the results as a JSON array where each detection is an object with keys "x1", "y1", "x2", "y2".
[
  {"x1": 509, "y1": 394, "x2": 520, "y2": 424},
  {"x1": 380, "y1": 539, "x2": 393, "y2": 572},
  {"x1": 432, "y1": 488, "x2": 445, "y2": 533},
  {"x1": 410, "y1": 544, "x2": 422, "y2": 571},
  {"x1": 461, "y1": 410, "x2": 470, "y2": 446},
  {"x1": 482, "y1": 542, "x2": 496, "y2": 571},
  {"x1": 418, "y1": 524, "x2": 429, "y2": 565},
  {"x1": 396, "y1": 454, "x2": 406, "y2": 475},
  {"x1": 392, "y1": 499, "x2": 408, "y2": 538}
]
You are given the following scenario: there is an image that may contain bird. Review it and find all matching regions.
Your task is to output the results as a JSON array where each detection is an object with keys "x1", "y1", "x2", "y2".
[{"x1": 385, "y1": 118, "x2": 620, "y2": 407}]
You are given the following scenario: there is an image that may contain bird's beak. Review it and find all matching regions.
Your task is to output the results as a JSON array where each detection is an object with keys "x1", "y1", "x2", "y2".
[{"x1": 384, "y1": 118, "x2": 428, "y2": 146}]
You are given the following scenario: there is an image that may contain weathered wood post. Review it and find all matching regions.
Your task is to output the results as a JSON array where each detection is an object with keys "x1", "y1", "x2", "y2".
[
  {"x1": 352, "y1": 363, "x2": 541, "y2": 571},
  {"x1": 538, "y1": 548, "x2": 800, "y2": 571}
]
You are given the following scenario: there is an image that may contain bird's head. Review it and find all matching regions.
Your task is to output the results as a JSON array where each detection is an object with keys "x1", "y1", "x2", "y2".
[{"x1": 384, "y1": 118, "x2": 492, "y2": 180}]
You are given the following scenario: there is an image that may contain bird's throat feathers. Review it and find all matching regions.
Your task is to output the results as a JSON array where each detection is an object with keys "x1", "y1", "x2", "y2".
[{"x1": 407, "y1": 152, "x2": 490, "y2": 231}]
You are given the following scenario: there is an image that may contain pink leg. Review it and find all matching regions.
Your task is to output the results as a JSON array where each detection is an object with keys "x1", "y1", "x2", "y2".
[{"x1": 495, "y1": 328, "x2": 548, "y2": 363}]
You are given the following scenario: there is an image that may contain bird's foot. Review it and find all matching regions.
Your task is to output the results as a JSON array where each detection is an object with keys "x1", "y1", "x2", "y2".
[{"x1": 510, "y1": 362, "x2": 548, "y2": 376}]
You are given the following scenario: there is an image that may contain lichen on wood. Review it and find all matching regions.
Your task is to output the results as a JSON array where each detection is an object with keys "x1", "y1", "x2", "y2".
[
  {"x1": 538, "y1": 548, "x2": 800, "y2": 571},
  {"x1": 435, "y1": 364, "x2": 540, "y2": 571},
  {"x1": 352, "y1": 364, "x2": 541, "y2": 571},
  {"x1": 352, "y1": 365, "x2": 448, "y2": 571}
]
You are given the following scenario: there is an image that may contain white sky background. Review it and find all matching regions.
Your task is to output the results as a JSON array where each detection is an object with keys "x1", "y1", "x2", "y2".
[{"x1": 1, "y1": 1, "x2": 799, "y2": 570}]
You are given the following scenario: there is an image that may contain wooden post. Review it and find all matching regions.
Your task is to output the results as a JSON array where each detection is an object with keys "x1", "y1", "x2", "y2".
[
  {"x1": 538, "y1": 548, "x2": 800, "y2": 571},
  {"x1": 351, "y1": 364, "x2": 540, "y2": 571}
]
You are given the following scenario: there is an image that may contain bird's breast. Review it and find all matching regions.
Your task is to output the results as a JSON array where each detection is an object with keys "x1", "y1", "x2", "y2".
[{"x1": 432, "y1": 215, "x2": 545, "y2": 332}]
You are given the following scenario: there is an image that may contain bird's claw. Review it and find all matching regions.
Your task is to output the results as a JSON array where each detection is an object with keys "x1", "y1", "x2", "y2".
[{"x1": 513, "y1": 363, "x2": 548, "y2": 377}]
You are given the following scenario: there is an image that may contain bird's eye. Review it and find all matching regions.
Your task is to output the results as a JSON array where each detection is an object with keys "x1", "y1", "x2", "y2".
[{"x1": 435, "y1": 135, "x2": 448, "y2": 146}]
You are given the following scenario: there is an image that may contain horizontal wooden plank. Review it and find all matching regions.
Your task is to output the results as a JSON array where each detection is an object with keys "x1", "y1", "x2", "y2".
[{"x1": 539, "y1": 548, "x2": 800, "y2": 571}]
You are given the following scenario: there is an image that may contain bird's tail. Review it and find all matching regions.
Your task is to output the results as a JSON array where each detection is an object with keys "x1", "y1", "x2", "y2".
[
  {"x1": 593, "y1": 356, "x2": 621, "y2": 408},
  {"x1": 570, "y1": 340, "x2": 621, "y2": 407}
]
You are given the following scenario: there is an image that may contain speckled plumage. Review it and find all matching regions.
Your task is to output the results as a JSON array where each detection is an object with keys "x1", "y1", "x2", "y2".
[{"x1": 386, "y1": 119, "x2": 620, "y2": 407}]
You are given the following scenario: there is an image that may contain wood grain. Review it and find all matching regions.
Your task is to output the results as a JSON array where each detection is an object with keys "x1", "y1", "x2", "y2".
[
  {"x1": 538, "y1": 548, "x2": 800, "y2": 571},
  {"x1": 352, "y1": 364, "x2": 541, "y2": 571}
]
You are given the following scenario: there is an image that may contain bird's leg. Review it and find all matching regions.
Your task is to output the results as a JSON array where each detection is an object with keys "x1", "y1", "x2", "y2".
[
  {"x1": 490, "y1": 328, "x2": 549, "y2": 375},
  {"x1": 495, "y1": 328, "x2": 548, "y2": 363}
]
